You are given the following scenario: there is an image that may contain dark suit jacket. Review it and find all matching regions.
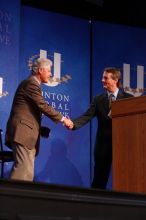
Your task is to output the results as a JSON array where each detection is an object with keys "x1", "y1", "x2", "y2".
[
  {"x1": 73, "y1": 89, "x2": 133, "y2": 151},
  {"x1": 5, "y1": 76, "x2": 62, "y2": 154}
]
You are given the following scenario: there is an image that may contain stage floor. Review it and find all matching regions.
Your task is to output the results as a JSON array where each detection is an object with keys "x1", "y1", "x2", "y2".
[{"x1": 0, "y1": 179, "x2": 146, "y2": 220}]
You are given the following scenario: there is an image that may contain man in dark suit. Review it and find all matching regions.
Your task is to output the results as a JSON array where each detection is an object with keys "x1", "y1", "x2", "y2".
[
  {"x1": 5, "y1": 57, "x2": 73, "y2": 181},
  {"x1": 70, "y1": 67, "x2": 133, "y2": 189}
]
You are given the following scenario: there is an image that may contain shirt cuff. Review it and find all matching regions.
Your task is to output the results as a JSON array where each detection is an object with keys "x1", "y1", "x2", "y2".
[{"x1": 61, "y1": 116, "x2": 65, "y2": 122}]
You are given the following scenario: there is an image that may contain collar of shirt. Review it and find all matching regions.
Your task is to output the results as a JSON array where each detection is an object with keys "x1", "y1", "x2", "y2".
[
  {"x1": 32, "y1": 75, "x2": 41, "y2": 85},
  {"x1": 107, "y1": 88, "x2": 119, "y2": 99}
]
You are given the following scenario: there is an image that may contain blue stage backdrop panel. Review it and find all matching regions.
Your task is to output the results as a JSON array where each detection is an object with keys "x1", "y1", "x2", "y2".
[
  {"x1": 0, "y1": 0, "x2": 20, "y2": 176},
  {"x1": 19, "y1": 6, "x2": 90, "y2": 187},
  {"x1": 92, "y1": 21, "x2": 146, "y2": 189}
]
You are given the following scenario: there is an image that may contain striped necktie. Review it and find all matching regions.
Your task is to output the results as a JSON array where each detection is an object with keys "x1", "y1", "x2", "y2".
[{"x1": 109, "y1": 94, "x2": 116, "y2": 108}]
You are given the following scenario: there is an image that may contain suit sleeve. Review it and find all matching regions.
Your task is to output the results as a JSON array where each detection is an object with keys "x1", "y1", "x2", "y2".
[
  {"x1": 73, "y1": 97, "x2": 97, "y2": 130},
  {"x1": 24, "y1": 80, "x2": 62, "y2": 123}
]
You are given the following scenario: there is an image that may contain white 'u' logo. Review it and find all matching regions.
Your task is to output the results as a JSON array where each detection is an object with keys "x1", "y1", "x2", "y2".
[
  {"x1": 123, "y1": 63, "x2": 144, "y2": 96},
  {"x1": 40, "y1": 49, "x2": 61, "y2": 87}
]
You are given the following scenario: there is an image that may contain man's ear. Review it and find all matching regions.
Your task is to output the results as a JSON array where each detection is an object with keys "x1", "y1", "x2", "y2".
[
  {"x1": 114, "y1": 78, "x2": 118, "y2": 84},
  {"x1": 38, "y1": 67, "x2": 43, "y2": 74}
]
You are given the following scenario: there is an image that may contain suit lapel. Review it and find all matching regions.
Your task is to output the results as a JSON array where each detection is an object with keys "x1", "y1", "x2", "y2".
[
  {"x1": 99, "y1": 91, "x2": 125, "y2": 114},
  {"x1": 102, "y1": 93, "x2": 109, "y2": 112},
  {"x1": 117, "y1": 90, "x2": 124, "y2": 100}
]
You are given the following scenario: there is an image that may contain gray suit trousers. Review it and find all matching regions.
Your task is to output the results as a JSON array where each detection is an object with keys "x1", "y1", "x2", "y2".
[{"x1": 10, "y1": 143, "x2": 36, "y2": 181}]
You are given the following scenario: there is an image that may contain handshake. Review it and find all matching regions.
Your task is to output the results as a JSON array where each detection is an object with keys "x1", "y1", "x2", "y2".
[
  {"x1": 41, "y1": 117, "x2": 74, "y2": 139},
  {"x1": 63, "y1": 117, "x2": 74, "y2": 129}
]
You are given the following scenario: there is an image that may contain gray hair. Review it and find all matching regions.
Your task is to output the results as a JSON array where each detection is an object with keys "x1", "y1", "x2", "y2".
[{"x1": 32, "y1": 58, "x2": 52, "y2": 75}]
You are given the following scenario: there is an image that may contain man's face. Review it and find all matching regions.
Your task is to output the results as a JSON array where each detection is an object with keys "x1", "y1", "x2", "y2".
[
  {"x1": 102, "y1": 71, "x2": 118, "y2": 92},
  {"x1": 39, "y1": 65, "x2": 52, "y2": 83}
]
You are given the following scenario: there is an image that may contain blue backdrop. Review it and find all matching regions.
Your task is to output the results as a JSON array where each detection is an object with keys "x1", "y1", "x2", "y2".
[
  {"x1": 1, "y1": 1, "x2": 146, "y2": 190},
  {"x1": 19, "y1": 6, "x2": 90, "y2": 187},
  {"x1": 92, "y1": 21, "x2": 146, "y2": 189},
  {"x1": 0, "y1": 0, "x2": 20, "y2": 175}
]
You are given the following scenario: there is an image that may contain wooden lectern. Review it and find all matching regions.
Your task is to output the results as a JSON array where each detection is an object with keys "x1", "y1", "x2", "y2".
[{"x1": 112, "y1": 95, "x2": 146, "y2": 193}]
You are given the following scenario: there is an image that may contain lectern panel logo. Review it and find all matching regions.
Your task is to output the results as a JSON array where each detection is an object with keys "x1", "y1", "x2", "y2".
[
  {"x1": 0, "y1": 77, "x2": 8, "y2": 98},
  {"x1": 123, "y1": 63, "x2": 145, "y2": 97},
  {"x1": 28, "y1": 49, "x2": 72, "y2": 87}
]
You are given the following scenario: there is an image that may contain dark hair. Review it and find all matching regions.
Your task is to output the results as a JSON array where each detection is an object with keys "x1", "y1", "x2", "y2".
[{"x1": 103, "y1": 67, "x2": 122, "y2": 88}]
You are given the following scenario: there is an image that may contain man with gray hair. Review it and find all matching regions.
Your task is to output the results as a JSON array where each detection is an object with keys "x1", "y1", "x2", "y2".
[{"x1": 5, "y1": 57, "x2": 73, "y2": 181}]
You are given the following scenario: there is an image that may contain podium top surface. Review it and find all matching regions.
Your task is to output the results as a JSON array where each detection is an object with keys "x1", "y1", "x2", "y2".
[{"x1": 112, "y1": 95, "x2": 146, "y2": 117}]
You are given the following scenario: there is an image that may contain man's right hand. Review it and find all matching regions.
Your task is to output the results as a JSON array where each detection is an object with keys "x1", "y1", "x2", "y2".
[{"x1": 63, "y1": 117, "x2": 74, "y2": 129}]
